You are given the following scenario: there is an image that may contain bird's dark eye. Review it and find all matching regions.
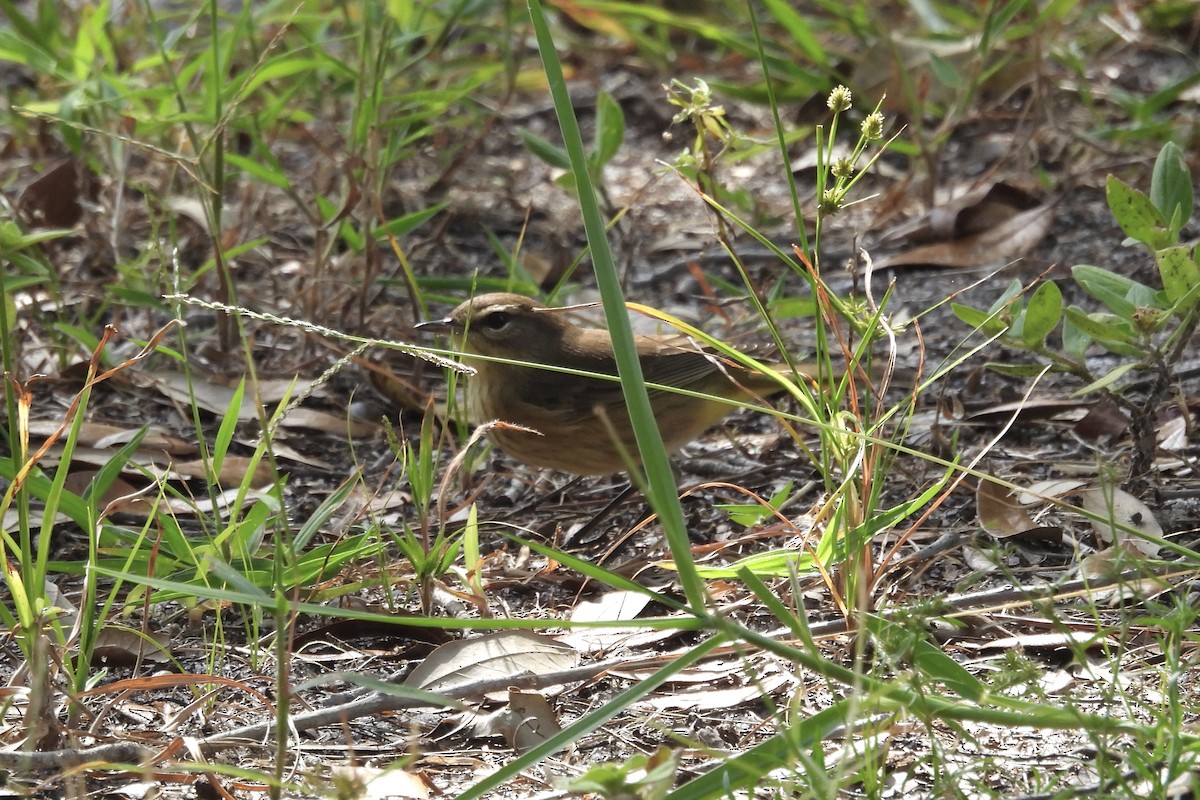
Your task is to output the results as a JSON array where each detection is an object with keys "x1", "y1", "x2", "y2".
[{"x1": 479, "y1": 311, "x2": 511, "y2": 331}]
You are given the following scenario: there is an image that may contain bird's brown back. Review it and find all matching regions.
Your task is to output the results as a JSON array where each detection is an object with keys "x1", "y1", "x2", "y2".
[{"x1": 437, "y1": 293, "x2": 788, "y2": 474}]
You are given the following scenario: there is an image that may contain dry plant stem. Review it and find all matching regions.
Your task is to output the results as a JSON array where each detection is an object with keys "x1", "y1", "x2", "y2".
[{"x1": 0, "y1": 742, "x2": 158, "y2": 778}]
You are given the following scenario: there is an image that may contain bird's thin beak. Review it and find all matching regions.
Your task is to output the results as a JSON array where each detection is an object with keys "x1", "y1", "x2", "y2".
[{"x1": 414, "y1": 317, "x2": 456, "y2": 332}]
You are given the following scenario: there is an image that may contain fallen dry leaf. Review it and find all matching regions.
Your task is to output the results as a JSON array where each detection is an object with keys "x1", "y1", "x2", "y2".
[
  {"x1": 18, "y1": 157, "x2": 85, "y2": 228},
  {"x1": 876, "y1": 183, "x2": 1056, "y2": 270},
  {"x1": 1080, "y1": 486, "x2": 1163, "y2": 556},
  {"x1": 404, "y1": 630, "x2": 579, "y2": 701}
]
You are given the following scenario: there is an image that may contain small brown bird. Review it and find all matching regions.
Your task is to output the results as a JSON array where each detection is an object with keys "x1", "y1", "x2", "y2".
[{"x1": 418, "y1": 293, "x2": 802, "y2": 475}]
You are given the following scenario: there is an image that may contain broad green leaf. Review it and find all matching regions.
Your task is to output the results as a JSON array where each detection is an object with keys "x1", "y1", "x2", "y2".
[
  {"x1": 1106, "y1": 174, "x2": 1170, "y2": 250},
  {"x1": 593, "y1": 90, "x2": 625, "y2": 167},
  {"x1": 1150, "y1": 141, "x2": 1192, "y2": 239},
  {"x1": 694, "y1": 547, "x2": 821, "y2": 578},
  {"x1": 1072, "y1": 264, "x2": 1163, "y2": 317},
  {"x1": 1156, "y1": 245, "x2": 1200, "y2": 311},
  {"x1": 1021, "y1": 280, "x2": 1062, "y2": 347},
  {"x1": 236, "y1": 58, "x2": 330, "y2": 98},
  {"x1": 1074, "y1": 362, "x2": 1139, "y2": 395},
  {"x1": 1062, "y1": 307, "x2": 1144, "y2": 357}
]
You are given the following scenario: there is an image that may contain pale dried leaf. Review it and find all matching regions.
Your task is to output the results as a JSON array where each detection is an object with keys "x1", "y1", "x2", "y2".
[
  {"x1": 403, "y1": 631, "x2": 579, "y2": 699},
  {"x1": 329, "y1": 765, "x2": 430, "y2": 800},
  {"x1": 1017, "y1": 480, "x2": 1088, "y2": 504},
  {"x1": 27, "y1": 419, "x2": 195, "y2": 454},
  {"x1": 559, "y1": 590, "x2": 666, "y2": 653},
  {"x1": 144, "y1": 371, "x2": 315, "y2": 420},
  {"x1": 506, "y1": 688, "x2": 563, "y2": 753},
  {"x1": 1159, "y1": 415, "x2": 1188, "y2": 451},
  {"x1": 1079, "y1": 545, "x2": 1172, "y2": 603},
  {"x1": 1080, "y1": 487, "x2": 1163, "y2": 555},
  {"x1": 978, "y1": 631, "x2": 1116, "y2": 655},
  {"x1": 633, "y1": 667, "x2": 793, "y2": 711},
  {"x1": 281, "y1": 406, "x2": 377, "y2": 436},
  {"x1": 569, "y1": 590, "x2": 652, "y2": 623}
]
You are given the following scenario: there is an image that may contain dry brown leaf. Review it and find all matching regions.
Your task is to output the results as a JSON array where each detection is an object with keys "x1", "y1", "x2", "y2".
[
  {"x1": 1073, "y1": 396, "x2": 1130, "y2": 444},
  {"x1": 91, "y1": 627, "x2": 172, "y2": 667},
  {"x1": 875, "y1": 182, "x2": 1055, "y2": 270},
  {"x1": 976, "y1": 478, "x2": 1061, "y2": 542},
  {"x1": 170, "y1": 455, "x2": 276, "y2": 490},
  {"x1": 18, "y1": 157, "x2": 85, "y2": 228},
  {"x1": 965, "y1": 397, "x2": 1092, "y2": 425},
  {"x1": 144, "y1": 371, "x2": 317, "y2": 420},
  {"x1": 62, "y1": 469, "x2": 146, "y2": 513},
  {"x1": 976, "y1": 479, "x2": 1036, "y2": 539},
  {"x1": 27, "y1": 419, "x2": 195, "y2": 455},
  {"x1": 279, "y1": 406, "x2": 377, "y2": 437}
]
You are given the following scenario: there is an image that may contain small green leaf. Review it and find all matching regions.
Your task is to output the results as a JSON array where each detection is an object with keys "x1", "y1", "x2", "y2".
[
  {"x1": 1021, "y1": 280, "x2": 1062, "y2": 347},
  {"x1": 987, "y1": 278, "x2": 1025, "y2": 316},
  {"x1": 225, "y1": 153, "x2": 292, "y2": 190},
  {"x1": 769, "y1": 296, "x2": 818, "y2": 318},
  {"x1": 1156, "y1": 245, "x2": 1200, "y2": 311},
  {"x1": 928, "y1": 52, "x2": 962, "y2": 88},
  {"x1": 1106, "y1": 174, "x2": 1170, "y2": 250},
  {"x1": 518, "y1": 128, "x2": 571, "y2": 169},
  {"x1": 951, "y1": 303, "x2": 1009, "y2": 336},
  {"x1": 553, "y1": 172, "x2": 578, "y2": 194},
  {"x1": 985, "y1": 362, "x2": 1053, "y2": 378},
  {"x1": 717, "y1": 480, "x2": 794, "y2": 527},
  {"x1": 1061, "y1": 313, "x2": 1091, "y2": 358},
  {"x1": 373, "y1": 203, "x2": 448, "y2": 239},
  {"x1": 1150, "y1": 141, "x2": 1192, "y2": 239},
  {"x1": 593, "y1": 90, "x2": 625, "y2": 167}
]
